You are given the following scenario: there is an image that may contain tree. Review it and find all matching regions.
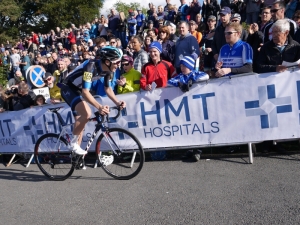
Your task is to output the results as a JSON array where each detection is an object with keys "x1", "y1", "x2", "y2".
[{"x1": 113, "y1": 1, "x2": 147, "y2": 17}]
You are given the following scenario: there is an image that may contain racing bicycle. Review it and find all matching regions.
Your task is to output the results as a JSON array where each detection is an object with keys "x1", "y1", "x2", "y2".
[{"x1": 34, "y1": 106, "x2": 145, "y2": 181}]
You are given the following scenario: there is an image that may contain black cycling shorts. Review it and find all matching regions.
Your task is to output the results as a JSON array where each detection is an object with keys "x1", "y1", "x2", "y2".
[{"x1": 60, "y1": 83, "x2": 83, "y2": 116}]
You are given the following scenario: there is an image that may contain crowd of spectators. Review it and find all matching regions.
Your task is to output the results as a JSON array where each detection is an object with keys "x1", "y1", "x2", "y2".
[{"x1": 1, "y1": 0, "x2": 300, "y2": 159}]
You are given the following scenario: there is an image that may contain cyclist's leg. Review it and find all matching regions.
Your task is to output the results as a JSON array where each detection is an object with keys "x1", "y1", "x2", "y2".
[
  {"x1": 73, "y1": 101, "x2": 91, "y2": 146},
  {"x1": 60, "y1": 84, "x2": 88, "y2": 155}
]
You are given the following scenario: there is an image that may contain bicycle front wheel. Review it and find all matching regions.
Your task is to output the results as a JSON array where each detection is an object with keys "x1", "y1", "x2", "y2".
[
  {"x1": 34, "y1": 133, "x2": 74, "y2": 181},
  {"x1": 96, "y1": 128, "x2": 145, "y2": 180}
]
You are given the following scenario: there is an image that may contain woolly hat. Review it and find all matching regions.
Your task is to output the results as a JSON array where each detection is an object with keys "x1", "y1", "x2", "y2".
[
  {"x1": 149, "y1": 41, "x2": 162, "y2": 53},
  {"x1": 180, "y1": 56, "x2": 195, "y2": 71}
]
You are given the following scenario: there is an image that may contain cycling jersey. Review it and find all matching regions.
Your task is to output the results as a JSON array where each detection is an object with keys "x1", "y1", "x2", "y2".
[
  {"x1": 217, "y1": 39, "x2": 253, "y2": 69},
  {"x1": 63, "y1": 59, "x2": 111, "y2": 91},
  {"x1": 60, "y1": 59, "x2": 112, "y2": 113}
]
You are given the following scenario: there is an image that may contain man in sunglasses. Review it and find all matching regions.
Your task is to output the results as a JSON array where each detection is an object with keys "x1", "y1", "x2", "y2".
[
  {"x1": 263, "y1": 1, "x2": 296, "y2": 43},
  {"x1": 43, "y1": 72, "x2": 63, "y2": 104},
  {"x1": 215, "y1": 22, "x2": 253, "y2": 77},
  {"x1": 60, "y1": 46, "x2": 126, "y2": 155}
]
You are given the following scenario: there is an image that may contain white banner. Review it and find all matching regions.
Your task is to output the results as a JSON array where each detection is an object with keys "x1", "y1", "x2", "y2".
[{"x1": 1, "y1": 70, "x2": 300, "y2": 153}]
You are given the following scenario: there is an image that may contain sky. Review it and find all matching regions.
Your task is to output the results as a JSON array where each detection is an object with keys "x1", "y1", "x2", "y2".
[{"x1": 100, "y1": 0, "x2": 205, "y2": 16}]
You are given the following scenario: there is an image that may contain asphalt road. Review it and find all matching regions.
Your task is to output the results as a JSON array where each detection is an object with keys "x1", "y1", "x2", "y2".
[{"x1": 1, "y1": 153, "x2": 300, "y2": 225}]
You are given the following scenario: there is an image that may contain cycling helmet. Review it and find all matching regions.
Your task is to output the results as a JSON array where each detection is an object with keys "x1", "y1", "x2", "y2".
[{"x1": 98, "y1": 46, "x2": 123, "y2": 62}]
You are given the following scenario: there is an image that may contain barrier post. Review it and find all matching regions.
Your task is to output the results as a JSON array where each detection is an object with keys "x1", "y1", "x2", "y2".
[
  {"x1": 248, "y1": 143, "x2": 253, "y2": 164},
  {"x1": 26, "y1": 154, "x2": 34, "y2": 168}
]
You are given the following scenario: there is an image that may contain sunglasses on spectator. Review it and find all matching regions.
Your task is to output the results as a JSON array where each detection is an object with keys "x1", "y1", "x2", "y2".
[
  {"x1": 224, "y1": 31, "x2": 237, "y2": 35},
  {"x1": 44, "y1": 77, "x2": 52, "y2": 82},
  {"x1": 294, "y1": 16, "x2": 300, "y2": 19},
  {"x1": 271, "y1": 8, "x2": 282, "y2": 13},
  {"x1": 122, "y1": 63, "x2": 130, "y2": 66}
]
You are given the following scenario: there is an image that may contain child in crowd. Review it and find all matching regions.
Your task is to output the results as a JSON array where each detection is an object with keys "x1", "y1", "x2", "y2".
[
  {"x1": 34, "y1": 94, "x2": 46, "y2": 106},
  {"x1": 168, "y1": 55, "x2": 209, "y2": 92}
]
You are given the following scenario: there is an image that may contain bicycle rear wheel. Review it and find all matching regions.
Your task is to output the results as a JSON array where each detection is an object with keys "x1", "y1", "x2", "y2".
[
  {"x1": 96, "y1": 128, "x2": 144, "y2": 180},
  {"x1": 34, "y1": 133, "x2": 74, "y2": 181}
]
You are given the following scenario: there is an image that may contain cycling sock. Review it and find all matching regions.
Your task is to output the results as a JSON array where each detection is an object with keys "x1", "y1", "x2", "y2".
[{"x1": 71, "y1": 135, "x2": 79, "y2": 145}]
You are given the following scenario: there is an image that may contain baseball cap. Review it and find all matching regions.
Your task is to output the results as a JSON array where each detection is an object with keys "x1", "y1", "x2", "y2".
[
  {"x1": 122, "y1": 55, "x2": 133, "y2": 63},
  {"x1": 231, "y1": 13, "x2": 241, "y2": 20},
  {"x1": 219, "y1": 7, "x2": 231, "y2": 15},
  {"x1": 43, "y1": 72, "x2": 53, "y2": 81},
  {"x1": 208, "y1": 15, "x2": 217, "y2": 21}
]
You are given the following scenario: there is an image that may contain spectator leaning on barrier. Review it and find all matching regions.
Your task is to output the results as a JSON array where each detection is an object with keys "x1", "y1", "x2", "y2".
[
  {"x1": 257, "y1": 19, "x2": 300, "y2": 73},
  {"x1": 174, "y1": 21, "x2": 201, "y2": 73},
  {"x1": 117, "y1": 55, "x2": 141, "y2": 94},
  {"x1": 11, "y1": 82, "x2": 36, "y2": 111},
  {"x1": 168, "y1": 56, "x2": 209, "y2": 92},
  {"x1": 34, "y1": 94, "x2": 46, "y2": 106},
  {"x1": 212, "y1": 7, "x2": 231, "y2": 63},
  {"x1": 140, "y1": 41, "x2": 176, "y2": 91},
  {"x1": 215, "y1": 22, "x2": 253, "y2": 77},
  {"x1": 43, "y1": 72, "x2": 63, "y2": 104}
]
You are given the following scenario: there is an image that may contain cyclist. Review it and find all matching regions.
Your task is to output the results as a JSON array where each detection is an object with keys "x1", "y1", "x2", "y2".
[{"x1": 59, "y1": 46, "x2": 126, "y2": 155}]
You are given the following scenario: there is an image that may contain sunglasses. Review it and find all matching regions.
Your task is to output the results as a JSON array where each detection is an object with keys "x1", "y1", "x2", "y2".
[
  {"x1": 112, "y1": 60, "x2": 121, "y2": 65},
  {"x1": 224, "y1": 31, "x2": 237, "y2": 35},
  {"x1": 271, "y1": 8, "x2": 281, "y2": 13},
  {"x1": 294, "y1": 16, "x2": 300, "y2": 19},
  {"x1": 122, "y1": 63, "x2": 130, "y2": 66},
  {"x1": 44, "y1": 77, "x2": 52, "y2": 82}
]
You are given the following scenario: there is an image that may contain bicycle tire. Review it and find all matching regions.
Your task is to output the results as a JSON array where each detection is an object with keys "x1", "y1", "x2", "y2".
[
  {"x1": 34, "y1": 133, "x2": 74, "y2": 181},
  {"x1": 95, "y1": 128, "x2": 144, "y2": 180}
]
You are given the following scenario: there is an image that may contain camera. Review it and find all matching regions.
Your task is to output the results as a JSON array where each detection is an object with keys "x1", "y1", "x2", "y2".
[{"x1": 5, "y1": 88, "x2": 18, "y2": 95}]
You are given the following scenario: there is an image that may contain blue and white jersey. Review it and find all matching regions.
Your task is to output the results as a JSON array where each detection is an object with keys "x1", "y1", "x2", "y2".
[
  {"x1": 127, "y1": 18, "x2": 137, "y2": 36},
  {"x1": 218, "y1": 39, "x2": 253, "y2": 69},
  {"x1": 136, "y1": 14, "x2": 145, "y2": 27}
]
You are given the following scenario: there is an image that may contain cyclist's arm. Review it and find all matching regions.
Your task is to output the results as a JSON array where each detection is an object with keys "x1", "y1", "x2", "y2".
[
  {"x1": 82, "y1": 88, "x2": 103, "y2": 111},
  {"x1": 105, "y1": 86, "x2": 125, "y2": 107}
]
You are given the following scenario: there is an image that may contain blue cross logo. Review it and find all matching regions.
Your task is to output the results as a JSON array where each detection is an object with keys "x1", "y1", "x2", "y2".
[{"x1": 244, "y1": 84, "x2": 292, "y2": 129}]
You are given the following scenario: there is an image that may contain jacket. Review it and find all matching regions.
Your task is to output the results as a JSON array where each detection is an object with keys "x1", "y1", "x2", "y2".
[
  {"x1": 117, "y1": 68, "x2": 141, "y2": 94},
  {"x1": 257, "y1": 36, "x2": 300, "y2": 73},
  {"x1": 140, "y1": 60, "x2": 176, "y2": 90}
]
